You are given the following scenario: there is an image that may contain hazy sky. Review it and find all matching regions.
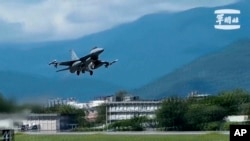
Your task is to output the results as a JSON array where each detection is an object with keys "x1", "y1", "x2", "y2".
[{"x1": 0, "y1": 0, "x2": 238, "y2": 42}]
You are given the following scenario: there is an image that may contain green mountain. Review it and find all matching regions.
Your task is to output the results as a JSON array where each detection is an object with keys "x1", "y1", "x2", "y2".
[
  {"x1": 1, "y1": 1, "x2": 250, "y2": 90},
  {"x1": 134, "y1": 40, "x2": 250, "y2": 99}
]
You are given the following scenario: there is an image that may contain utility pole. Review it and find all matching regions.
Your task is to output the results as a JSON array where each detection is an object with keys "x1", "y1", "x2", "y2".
[{"x1": 105, "y1": 102, "x2": 108, "y2": 131}]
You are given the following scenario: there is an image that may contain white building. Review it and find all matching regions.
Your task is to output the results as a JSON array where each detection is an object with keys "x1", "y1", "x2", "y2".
[
  {"x1": 48, "y1": 98, "x2": 105, "y2": 109},
  {"x1": 88, "y1": 100, "x2": 105, "y2": 108},
  {"x1": 66, "y1": 101, "x2": 88, "y2": 109},
  {"x1": 106, "y1": 101, "x2": 161, "y2": 122},
  {"x1": 22, "y1": 113, "x2": 75, "y2": 131},
  {"x1": 22, "y1": 114, "x2": 60, "y2": 131},
  {"x1": 225, "y1": 115, "x2": 249, "y2": 122},
  {"x1": 187, "y1": 91, "x2": 210, "y2": 99}
]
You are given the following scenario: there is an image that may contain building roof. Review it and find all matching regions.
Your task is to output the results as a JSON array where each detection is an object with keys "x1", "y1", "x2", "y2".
[
  {"x1": 28, "y1": 113, "x2": 60, "y2": 117},
  {"x1": 106, "y1": 100, "x2": 162, "y2": 105}
]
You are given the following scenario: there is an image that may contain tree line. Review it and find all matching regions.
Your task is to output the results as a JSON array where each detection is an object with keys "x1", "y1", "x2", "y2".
[
  {"x1": 1, "y1": 89, "x2": 250, "y2": 131},
  {"x1": 156, "y1": 89, "x2": 250, "y2": 131},
  {"x1": 94, "y1": 89, "x2": 250, "y2": 131},
  {"x1": 0, "y1": 93, "x2": 17, "y2": 113}
]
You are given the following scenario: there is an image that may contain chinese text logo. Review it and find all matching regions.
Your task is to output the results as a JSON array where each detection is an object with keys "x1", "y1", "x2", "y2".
[{"x1": 214, "y1": 9, "x2": 240, "y2": 30}]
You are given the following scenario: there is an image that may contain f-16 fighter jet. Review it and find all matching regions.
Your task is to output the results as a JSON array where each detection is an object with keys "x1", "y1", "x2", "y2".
[{"x1": 49, "y1": 47, "x2": 118, "y2": 76}]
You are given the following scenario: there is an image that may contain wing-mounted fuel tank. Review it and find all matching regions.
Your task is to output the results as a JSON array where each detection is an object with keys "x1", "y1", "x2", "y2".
[{"x1": 70, "y1": 60, "x2": 82, "y2": 73}]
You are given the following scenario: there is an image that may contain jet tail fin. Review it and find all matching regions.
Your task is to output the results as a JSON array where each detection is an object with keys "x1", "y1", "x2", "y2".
[{"x1": 70, "y1": 49, "x2": 79, "y2": 60}]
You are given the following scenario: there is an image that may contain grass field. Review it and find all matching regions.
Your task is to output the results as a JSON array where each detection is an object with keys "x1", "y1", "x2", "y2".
[{"x1": 15, "y1": 133, "x2": 229, "y2": 141}]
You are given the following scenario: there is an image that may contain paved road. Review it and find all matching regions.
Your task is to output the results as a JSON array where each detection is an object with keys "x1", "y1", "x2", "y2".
[{"x1": 25, "y1": 131, "x2": 229, "y2": 135}]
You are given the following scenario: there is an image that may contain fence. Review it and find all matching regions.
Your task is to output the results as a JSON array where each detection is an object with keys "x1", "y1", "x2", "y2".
[{"x1": 0, "y1": 129, "x2": 14, "y2": 141}]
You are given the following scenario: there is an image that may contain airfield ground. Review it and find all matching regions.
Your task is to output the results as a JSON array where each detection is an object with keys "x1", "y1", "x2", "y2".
[{"x1": 16, "y1": 132, "x2": 229, "y2": 141}]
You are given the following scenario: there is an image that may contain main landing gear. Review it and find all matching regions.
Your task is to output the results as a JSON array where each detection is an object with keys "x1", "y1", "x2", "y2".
[
  {"x1": 77, "y1": 71, "x2": 80, "y2": 76},
  {"x1": 76, "y1": 70, "x2": 93, "y2": 76},
  {"x1": 89, "y1": 70, "x2": 93, "y2": 75}
]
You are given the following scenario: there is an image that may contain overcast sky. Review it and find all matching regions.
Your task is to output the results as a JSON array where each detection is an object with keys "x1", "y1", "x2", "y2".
[{"x1": 0, "y1": 0, "x2": 239, "y2": 42}]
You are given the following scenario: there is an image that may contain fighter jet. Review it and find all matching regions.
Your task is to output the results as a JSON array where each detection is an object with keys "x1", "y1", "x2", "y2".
[{"x1": 49, "y1": 47, "x2": 118, "y2": 76}]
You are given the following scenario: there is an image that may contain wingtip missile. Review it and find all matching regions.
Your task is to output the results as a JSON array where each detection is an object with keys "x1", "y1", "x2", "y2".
[
  {"x1": 110, "y1": 59, "x2": 118, "y2": 65},
  {"x1": 49, "y1": 59, "x2": 58, "y2": 68}
]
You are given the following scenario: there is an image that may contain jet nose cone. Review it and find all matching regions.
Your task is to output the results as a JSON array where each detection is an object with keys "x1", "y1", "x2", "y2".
[
  {"x1": 90, "y1": 47, "x2": 104, "y2": 54},
  {"x1": 99, "y1": 48, "x2": 104, "y2": 53},
  {"x1": 95, "y1": 48, "x2": 104, "y2": 54}
]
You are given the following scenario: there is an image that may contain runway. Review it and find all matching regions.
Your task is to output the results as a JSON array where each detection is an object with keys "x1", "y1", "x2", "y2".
[{"x1": 25, "y1": 131, "x2": 229, "y2": 135}]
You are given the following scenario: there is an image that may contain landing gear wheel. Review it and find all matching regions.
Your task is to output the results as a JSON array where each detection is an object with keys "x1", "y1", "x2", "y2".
[
  {"x1": 90, "y1": 71, "x2": 93, "y2": 76},
  {"x1": 77, "y1": 71, "x2": 80, "y2": 76}
]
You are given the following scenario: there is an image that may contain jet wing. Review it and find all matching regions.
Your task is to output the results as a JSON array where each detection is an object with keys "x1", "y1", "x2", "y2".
[{"x1": 52, "y1": 53, "x2": 93, "y2": 67}]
